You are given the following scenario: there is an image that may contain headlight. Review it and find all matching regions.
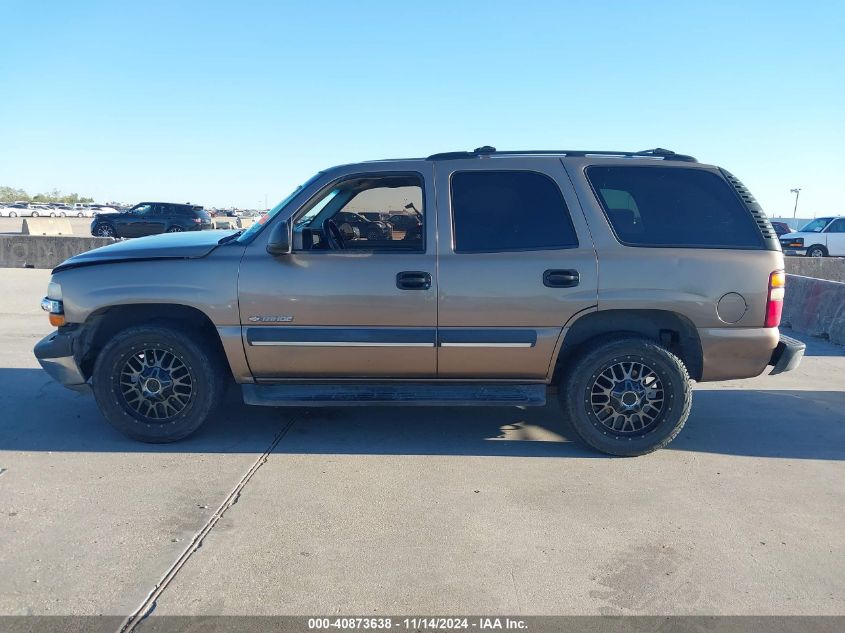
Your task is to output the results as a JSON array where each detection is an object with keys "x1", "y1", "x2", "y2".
[{"x1": 47, "y1": 281, "x2": 62, "y2": 300}]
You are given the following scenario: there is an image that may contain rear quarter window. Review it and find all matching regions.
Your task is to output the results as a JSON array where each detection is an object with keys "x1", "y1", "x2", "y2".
[{"x1": 586, "y1": 166, "x2": 764, "y2": 249}]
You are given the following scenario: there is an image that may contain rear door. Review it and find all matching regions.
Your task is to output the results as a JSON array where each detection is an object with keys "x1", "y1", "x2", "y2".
[{"x1": 433, "y1": 158, "x2": 598, "y2": 380}]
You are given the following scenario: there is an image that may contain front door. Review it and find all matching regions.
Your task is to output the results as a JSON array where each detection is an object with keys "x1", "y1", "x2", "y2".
[
  {"x1": 824, "y1": 218, "x2": 845, "y2": 256},
  {"x1": 238, "y1": 163, "x2": 437, "y2": 379},
  {"x1": 433, "y1": 158, "x2": 598, "y2": 380}
]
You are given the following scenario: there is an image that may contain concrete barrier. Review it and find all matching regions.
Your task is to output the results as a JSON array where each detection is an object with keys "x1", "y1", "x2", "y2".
[
  {"x1": 212, "y1": 217, "x2": 237, "y2": 230},
  {"x1": 783, "y1": 274, "x2": 845, "y2": 345},
  {"x1": 785, "y1": 256, "x2": 845, "y2": 283},
  {"x1": 0, "y1": 235, "x2": 115, "y2": 269},
  {"x1": 22, "y1": 217, "x2": 74, "y2": 236}
]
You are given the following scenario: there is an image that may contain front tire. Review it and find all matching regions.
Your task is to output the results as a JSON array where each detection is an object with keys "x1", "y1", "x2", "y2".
[
  {"x1": 92, "y1": 325, "x2": 225, "y2": 442},
  {"x1": 560, "y1": 337, "x2": 692, "y2": 456},
  {"x1": 806, "y1": 245, "x2": 827, "y2": 257},
  {"x1": 94, "y1": 223, "x2": 115, "y2": 237}
]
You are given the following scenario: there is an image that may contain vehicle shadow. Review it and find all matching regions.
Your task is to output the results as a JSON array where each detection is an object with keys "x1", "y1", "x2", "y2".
[{"x1": 0, "y1": 368, "x2": 842, "y2": 460}]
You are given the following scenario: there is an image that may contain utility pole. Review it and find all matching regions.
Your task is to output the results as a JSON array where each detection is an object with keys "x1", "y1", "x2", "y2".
[{"x1": 790, "y1": 188, "x2": 801, "y2": 219}]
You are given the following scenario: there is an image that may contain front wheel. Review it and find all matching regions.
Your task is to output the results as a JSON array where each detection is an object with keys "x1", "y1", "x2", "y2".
[
  {"x1": 30, "y1": 211, "x2": 39, "y2": 217},
  {"x1": 92, "y1": 325, "x2": 225, "y2": 442},
  {"x1": 560, "y1": 337, "x2": 692, "y2": 456},
  {"x1": 806, "y1": 245, "x2": 827, "y2": 258},
  {"x1": 9, "y1": 211, "x2": 17, "y2": 218},
  {"x1": 94, "y1": 223, "x2": 115, "y2": 237}
]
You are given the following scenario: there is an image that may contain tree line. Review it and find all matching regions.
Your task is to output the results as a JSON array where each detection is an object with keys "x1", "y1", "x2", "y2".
[{"x1": 0, "y1": 186, "x2": 94, "y2": 204}]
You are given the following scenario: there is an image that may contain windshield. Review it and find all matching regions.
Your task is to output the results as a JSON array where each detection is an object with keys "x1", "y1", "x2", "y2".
[
  {"x1": 799, "y1": 217, "x2": 832, "y2": 233},
  {"x1": 236, "y1": 172, "x2": 323, "y2": 243}
]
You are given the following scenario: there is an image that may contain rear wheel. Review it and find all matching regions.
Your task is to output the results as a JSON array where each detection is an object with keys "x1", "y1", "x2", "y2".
[
  {"x1": 92, "y1": 325, "x2": 225, "y2": 442},
  {"x1": 9, "y1": 211, "x2": 17, "y2": 218},
  {"x1": 560, "y1": 337, "x2": 692, "y2": 456},
  {"x1": 806, "y1": 245, "x2": 827, "y2": 257}
]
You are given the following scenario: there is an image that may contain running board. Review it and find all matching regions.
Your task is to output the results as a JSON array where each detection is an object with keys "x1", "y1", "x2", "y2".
[{"x1": 241, "y1": 383, "x2": 546, "y2": 407}]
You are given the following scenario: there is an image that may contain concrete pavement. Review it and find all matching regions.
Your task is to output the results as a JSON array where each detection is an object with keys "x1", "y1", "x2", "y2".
[{"x1": 0, "y1": 269, "x2": 842, "y2": 618}]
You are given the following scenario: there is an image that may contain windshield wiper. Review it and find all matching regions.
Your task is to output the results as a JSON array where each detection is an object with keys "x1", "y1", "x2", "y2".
[{"x1": 217, "y1": 229, "x2": 244, "y2": 245}]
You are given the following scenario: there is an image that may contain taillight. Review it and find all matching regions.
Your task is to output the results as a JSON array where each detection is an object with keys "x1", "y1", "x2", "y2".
[{"x1": 765, "y1": 270, "x2": 785, "y2": 328}]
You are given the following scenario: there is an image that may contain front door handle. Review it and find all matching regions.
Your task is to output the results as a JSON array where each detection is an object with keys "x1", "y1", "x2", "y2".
[
  {"x1": 543, "y1": 269, "x2": 579, "y2": 288},
  {"x1": 396, "y1": 271, "x2": 432, "y2": 290}
]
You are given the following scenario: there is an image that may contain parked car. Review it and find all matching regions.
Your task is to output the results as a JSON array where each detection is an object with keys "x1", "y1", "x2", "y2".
[
  {"x1": 779, "y1": 216, "x2": 845, "y2": 257},
  {"x1": 1, "y1": 202, "x2": 35, "y2": 217},
  {"x1": 770, "y1": 221, "x2": 792, "y2": 237},
  {"x1": 90, "y1": 202, "x2": 212, "y2": 238},
  {"x1": 35, "y1": 146, "x2": 804, "y2": 455},
  {"x1": 387, "y1": 212, "x2": 421, "y2": 232}
]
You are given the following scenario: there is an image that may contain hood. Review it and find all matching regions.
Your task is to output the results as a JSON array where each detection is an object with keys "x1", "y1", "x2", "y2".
[{"x1": 54, "y1": 230, "x2": 237, "y2": 272}]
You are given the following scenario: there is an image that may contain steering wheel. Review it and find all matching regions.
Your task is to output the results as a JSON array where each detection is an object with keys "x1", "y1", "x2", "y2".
[{"x1": 322, "y1": 218, "x2": 346, "y2": 250}]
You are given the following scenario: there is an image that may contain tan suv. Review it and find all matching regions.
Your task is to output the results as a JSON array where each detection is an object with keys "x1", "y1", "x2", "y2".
[{"x1": 34, "y1": 147, "x2": 805, "y2": 455}]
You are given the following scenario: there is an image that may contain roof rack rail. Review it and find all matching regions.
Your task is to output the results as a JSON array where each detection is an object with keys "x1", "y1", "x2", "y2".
[{"x1": 426, "y1": 147, "x2": 697, "y2": 162}]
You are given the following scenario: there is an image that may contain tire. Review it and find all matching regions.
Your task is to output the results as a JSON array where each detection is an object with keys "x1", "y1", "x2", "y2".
[
  {"x1": 94, "y1": 223, "x2": 115, "y2": 237},
  {"x1": 77, "y1": 212, "x2": 84, "y2": 218},
  {"x1": 560, "y1": 337, "x2": 692, "y2": 456},
  {"x1": 31, "y1": 211, "x2": 39, "y2": 218},
  {"x1": 167, "y1": 225, "x2": 184, "y2": 233},
  {"x1": 59, "y1": 212, "x2": 67, "y2": 217},
  {"x1": 49, "y1": 212, "x2": 57, "y2": 217},
  {"x1": 806, "y1": 245, "x2": 827, "y2": 258},
  {"x1": 92, "y1": 325, "x2": 225, "y2": 442},
  {"x1": 9, "y1": 211, "x2": 17, "y2": 218}
]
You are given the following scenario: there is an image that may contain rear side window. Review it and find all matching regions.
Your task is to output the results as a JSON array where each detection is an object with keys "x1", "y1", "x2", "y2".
[
  {"x1": 451, "y1": 171, "x2": 578, "y2": 253},
  {"x1": 586, "y1": 166, "x2": 764, "y2": 249}
]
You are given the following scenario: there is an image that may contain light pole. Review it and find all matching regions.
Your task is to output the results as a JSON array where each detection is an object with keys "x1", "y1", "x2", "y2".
[{"x1": 790, "y1": 188, "x2": 801, "y2": 219}]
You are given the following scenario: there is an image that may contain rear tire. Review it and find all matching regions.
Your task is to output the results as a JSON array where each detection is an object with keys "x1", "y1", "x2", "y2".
[
  {"x1": 92, "y1": 325, "x2": 225, "y2": 442},
  {"x1": 560, "y1": 337, "x2": 692, "y2": 456},
  {"x1": 806, "y1": 245, "x2": 827, "y2": 257}
]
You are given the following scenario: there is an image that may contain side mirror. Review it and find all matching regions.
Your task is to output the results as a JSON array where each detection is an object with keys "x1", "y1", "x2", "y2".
[{"x1": 266, "y1": 220, "x2": 292, "y2": 256}]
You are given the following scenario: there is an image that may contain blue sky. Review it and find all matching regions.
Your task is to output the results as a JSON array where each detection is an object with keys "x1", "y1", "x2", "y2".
[{"x1": 1, "y1": 0, "x2": 843, "y2": 215}]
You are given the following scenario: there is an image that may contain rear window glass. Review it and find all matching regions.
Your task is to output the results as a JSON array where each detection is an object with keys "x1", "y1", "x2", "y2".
[
  {"x1": 586, "y1": 166, "x2": 763, "y2": 249},
  {"x1": 451, "y1": 171, "x2": 578, "y2": 253}
]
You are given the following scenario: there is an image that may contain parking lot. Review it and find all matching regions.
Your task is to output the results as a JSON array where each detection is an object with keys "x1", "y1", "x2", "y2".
[{"x1": 0, "y1": 268, "x2": 843, "y2": 618}]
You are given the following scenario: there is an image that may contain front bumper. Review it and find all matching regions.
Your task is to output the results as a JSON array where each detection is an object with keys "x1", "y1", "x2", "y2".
[
  {"x1": 783, "y1": 248, "x2": 807, "y2": 256},
  {"x1": 768, "y1": 333, "x2": 806, "y2": 375},
  {"x1": 33, "y1": 329, "x2": 91, "y2": 393}
]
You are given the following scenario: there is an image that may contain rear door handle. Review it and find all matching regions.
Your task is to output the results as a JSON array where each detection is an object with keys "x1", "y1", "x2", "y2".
[
  {"x1": 396, "y1": 271, "x2": 432, "y2": 290},
  {"x1": 543, "y1": 269, "x2": 579, "y2": 288}
]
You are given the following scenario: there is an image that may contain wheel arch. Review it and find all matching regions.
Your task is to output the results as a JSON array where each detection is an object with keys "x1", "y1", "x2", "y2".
[
  {"x1": 76, "y1": 303, "x2": 232, "y2": 382},
  {"x1": 554, "y1": 309, "x2": 703, "y2": 382}
]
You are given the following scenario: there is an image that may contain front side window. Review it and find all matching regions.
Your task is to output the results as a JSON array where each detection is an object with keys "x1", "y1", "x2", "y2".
[
  {"x1": 587, "y1": 166, "x2": 764, "y2": 249},
  {"x1": 131, "y1": 203, "x2": 154, "y2": 216},
  {"x1": 450, "y1": 171, "x2": 578, "y2": 253},
  {"x1": 293, "y1": 174, "x2": 424, "y2": 252},
  {"x1": 800, "y1": 218, "x2": 832, "y2": 233}
]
